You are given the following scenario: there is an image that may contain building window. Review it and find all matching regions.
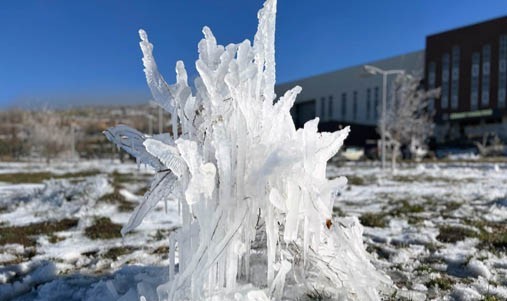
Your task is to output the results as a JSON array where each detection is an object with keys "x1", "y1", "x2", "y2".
[
  {"x1": 428, "y1": 61, "x2": 436, "y2": 111},
  {"x1": 482, "y1": 44, "x2": 491, "y2": 106},
  {"x1": 352, "y1": 91, "x2": 358, "y2": 120},
  {"x1": 471, "y1": 52, "x2": 480, "y2": 110},
  {"x1": 320, "y1": 97, "x2": 326, "y2": 119},
  {"x1": 328, "y1": 95, "x2": 333, "y2": 119},
  {"x1": 366, "y1": 88, "x2": 371, "y2": 120},
  {"x1": 341, "y1": 93, "x2": 347, "y2": 119},
  {"x1": 441, "y1": 53, "x2": 450, "y2": 109},
  {"x1": 374, "y1": 86, "x2": 379, "y2": 119},
  {"x1": 499, "y1": 35, "x2": 507, "y2": 108},
  {"x1": 451, "y1": 46, "x2": 460, "y2": 110}
]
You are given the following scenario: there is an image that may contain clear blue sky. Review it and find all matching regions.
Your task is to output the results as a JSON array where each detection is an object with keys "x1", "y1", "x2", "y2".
[{"x1": 1, "y1": 1, "x2": 506, "y2": 108}]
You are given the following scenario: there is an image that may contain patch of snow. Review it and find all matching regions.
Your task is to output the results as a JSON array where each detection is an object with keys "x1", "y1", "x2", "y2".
[
  {"x1": 466, "y1": 260, "x2": 491, "y2": 279},
  {"x1": 0, "y1": 261, "x2": 56, "y2": 301},
  {"x1": 451, "y1": 285, "x2": 482, "y2": 301}
]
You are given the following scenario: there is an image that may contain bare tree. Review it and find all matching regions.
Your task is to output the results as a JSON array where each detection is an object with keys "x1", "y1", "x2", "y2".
[
  {"x1": 0, "y1": 110, "x2": 31, "y2": 160},
  {"x1": 24, "y1": 108, "x2": 73, "y2": 164},
  {"x1": 379, "y1": 74, "x2": 440, "y2": 170}
]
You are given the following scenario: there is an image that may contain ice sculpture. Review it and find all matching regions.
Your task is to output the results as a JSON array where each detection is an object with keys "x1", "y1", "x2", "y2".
[{"x1": 104, "y1": 0, "x2": 391, "y2": 299}]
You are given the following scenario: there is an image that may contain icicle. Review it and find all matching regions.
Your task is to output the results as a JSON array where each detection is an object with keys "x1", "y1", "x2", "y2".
[
  {"x1": 103, "y1": 0, "x2": 391, "y2": 299},
  {"x1": 169, "y1": 234, "x2": 176, "y2": 281}
]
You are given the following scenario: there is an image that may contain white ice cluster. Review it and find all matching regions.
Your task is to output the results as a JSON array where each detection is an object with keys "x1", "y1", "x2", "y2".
[{"x1": 104, "y1": 0, "x2": 390, "y2": 300}]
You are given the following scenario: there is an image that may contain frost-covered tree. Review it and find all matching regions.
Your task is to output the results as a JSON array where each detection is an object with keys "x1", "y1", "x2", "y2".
[
  {"x1": 104, "y1": 0, "x2": 390, "y2": 300},
  {"x1": 25, "y1": 108, "x2": 73, "y2": 163},
  {"x1": 379, "y1": 74, "x2": 440, "y2": 170}
]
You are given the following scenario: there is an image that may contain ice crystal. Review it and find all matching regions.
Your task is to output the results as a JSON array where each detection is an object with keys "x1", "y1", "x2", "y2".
[{"x1": 104, "y1": 0, "x2": 391, "y2": 299}]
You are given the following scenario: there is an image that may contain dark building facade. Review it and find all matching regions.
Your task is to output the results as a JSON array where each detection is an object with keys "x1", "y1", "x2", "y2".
[
  {"x1": 425, "y1": 16, "x2": 507, "y2": 143},
  {"x1": 275, "y1": 16, "x2": 507, "y2": 148}
]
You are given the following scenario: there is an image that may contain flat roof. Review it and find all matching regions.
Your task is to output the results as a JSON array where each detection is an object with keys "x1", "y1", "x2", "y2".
[
  {"x1": 427, "y1": 15, "x2": 507, "y2": 39},
  {"x1": 276, "y1": 50, "x2": 424, "y2": 86}
]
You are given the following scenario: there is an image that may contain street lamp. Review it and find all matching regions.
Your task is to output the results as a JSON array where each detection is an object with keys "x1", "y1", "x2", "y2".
[
  {"x1": 149, "y1": 100, "x2": 164, "y2": 134},
  {"x1": 363, "y1": 65, "x2": 405, "y2": 170},
  {"x1": 146, "y1": 114, "x2": 155, "y2": 136}
]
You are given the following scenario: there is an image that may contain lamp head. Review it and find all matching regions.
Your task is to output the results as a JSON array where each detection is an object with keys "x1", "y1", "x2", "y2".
[{"x1": 363, "y1": 65, "x2": 379, "y2": 75}]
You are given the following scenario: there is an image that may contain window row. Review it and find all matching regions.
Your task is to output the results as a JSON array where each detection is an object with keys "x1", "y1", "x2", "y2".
[
  {"x1": 318, "y1": 87, "x2": 379, "y2": 122},
  {"x1": 429, "y1": 35, "x2": 507, "y2": 111}
]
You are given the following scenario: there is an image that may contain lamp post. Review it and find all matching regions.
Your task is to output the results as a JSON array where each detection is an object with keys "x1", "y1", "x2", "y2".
[
  {"x1": 149, "y1": 100, "x2": 164, "y2": 134},
  {"x1": 146, "y1": 114, "x2": 155, "y2": 136},
  {"x1": 363, "y1": 65, "x2": 405, "y2": 170},
  {"x1": 158, "y1": 106, "x2": 163, "y2": 134}
]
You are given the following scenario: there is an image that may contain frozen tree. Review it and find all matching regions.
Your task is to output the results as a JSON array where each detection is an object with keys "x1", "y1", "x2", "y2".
[
  {"x1": 379, "y1": 74, "x2": 440, "y2": 170},
  {"x1": 25, "y1": 108, "x2": 73, "y2": 164},
  {"x1": 104, "y1": 0, "x2": 391, "y2": 300},
  {"x1": 0, "y1": 109, "x2": 30, "y2": 160}
]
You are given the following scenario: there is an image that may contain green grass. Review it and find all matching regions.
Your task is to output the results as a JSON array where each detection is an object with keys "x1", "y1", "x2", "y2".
[
  {"x1": 426, "y1": 276, "x2": 455, "y2": 290},
  {"x1": 360, "y1": 198, "x2": 426, "y2": 226},
  {"x1": 480, "y1": 230, "x2": 507, "y2": 252},
  {"x1": 470, "y1": 220, "x2": 507, "y2": 252},
  {"x1": 414, "y1": 264, "x2": 433, "y2": 274},
  {"x1": 377, "y1": 198, "x2": 427, "y2": 225},
  {"x1": 391, "y1": 200, "x2": 424, "y2": 216},
  {"x1": 482, "y1": 295, "x2": 500, "y2": 301},
  {"x1": 436, "y1": 225, "x2": 477, "y2": 243},
  {"x1": 451, "y1": 219, "x2": 507, "y2": 252},
  {"x1": 359, "y1": 212, "x2": 387, "y2": 228}
]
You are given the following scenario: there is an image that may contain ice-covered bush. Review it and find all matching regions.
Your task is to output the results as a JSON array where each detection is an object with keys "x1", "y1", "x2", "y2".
[
  {"x1": 104, "y1": 0, "x2": 390, "y2": 299},
  {"x1": 380, "y1": 74, "x2": 440, "y2": 169}
]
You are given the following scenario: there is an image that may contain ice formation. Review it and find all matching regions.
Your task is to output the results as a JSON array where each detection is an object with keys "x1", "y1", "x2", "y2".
[{"x1": 104, "y1": 0, "x2": 391, "y2": 299}]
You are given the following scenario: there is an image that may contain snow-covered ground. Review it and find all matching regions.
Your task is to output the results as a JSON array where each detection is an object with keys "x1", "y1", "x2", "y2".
[
  {"x1": 331, "y1": 161, "x2": 507, "y2": 300},
  {"x1": 0, "y1": 160, "x2": 176, "y2": 300},
  {"x1": 0, "y1": 160, "x2": 506, "y2": 300}
]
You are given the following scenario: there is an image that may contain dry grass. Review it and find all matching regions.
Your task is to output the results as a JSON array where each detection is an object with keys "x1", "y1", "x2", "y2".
[
  {"x1": 436, "y1": 225, "x2": 477, "y2": 243},
  {"x1": 84, "y1": 217, "x2": 122, "y2": 240},
  {"x1": 102, "y1": 246, "x2": 136, "y2": 260},
  {"x1": 0, "y1": 218, "x2": 78, "y2": 247},
  {"x1": 360, "y1": 212, "x2": 387, "y2": 228},
  {"x1": 0, "y1": 170, "x2": 100, "y2": 184},
  {"x1": 97, "y1": 190, "x2": 136, "y2": 212}
]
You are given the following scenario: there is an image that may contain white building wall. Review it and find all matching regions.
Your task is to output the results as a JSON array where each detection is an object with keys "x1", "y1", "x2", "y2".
[{"x1": 275, "y1": 50, "x2": 425, "y2": 127}]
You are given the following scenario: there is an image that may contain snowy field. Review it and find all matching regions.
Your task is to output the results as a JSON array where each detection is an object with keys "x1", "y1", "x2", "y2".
[
  {"x1": 0, "y1": 160, "x2": 174, "y2": 300},
  {"x1": 0, "y1": 160, "x2": 506, "y2": 300},
  {"x1": 332, "y1": 161, "x2": 507, "y2": 300}
]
